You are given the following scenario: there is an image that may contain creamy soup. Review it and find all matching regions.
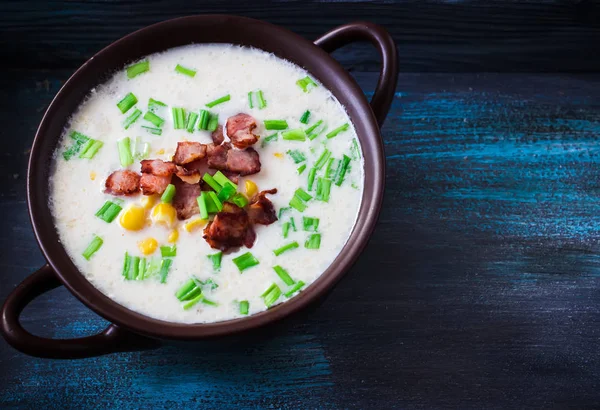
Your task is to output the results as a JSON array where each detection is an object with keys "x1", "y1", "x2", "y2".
[{"x1": 50, "y1": 44, "x2": 363, "y2": 323}]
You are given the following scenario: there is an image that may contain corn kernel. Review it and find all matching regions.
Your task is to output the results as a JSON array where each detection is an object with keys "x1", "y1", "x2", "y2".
[
  {"x1": 151, "y1": 203, "x2": 177, "y2": 227},
  {"x1": 120, "y1": 205, "x2": 146, "y2": 231},
  {"x1": 184, "y1": 218, "x2": 207, "y2": 233},
  {"x1": 89, "y1": 171, "x2": 96, "y2": 181},
  {"x1": 138, "y1": 237, "x2": 158, "y2": 255},
  {"x1": 156, "y1": 148, "x2": 165, "y2": 155},
  {"x1": 274, "y1": 152, "x2": 284, "y2": 158},
  {"x1": 245, "y1": 180, "x2": 258, "y2": 199},
  {"x1": 141, "y1": 194, "x2": 158, "y2": 210},
  {"x1": 168, "y1": 229, "x2": 179, "y2": 243}
]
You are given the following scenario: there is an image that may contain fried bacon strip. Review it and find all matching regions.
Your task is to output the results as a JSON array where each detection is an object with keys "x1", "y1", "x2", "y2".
[
  {"x1": 225, "y1": 113, "x2": 259, "y2": 149},
  {"x1": 105, "y1": 170, "x2": 140, "y2": 196}
]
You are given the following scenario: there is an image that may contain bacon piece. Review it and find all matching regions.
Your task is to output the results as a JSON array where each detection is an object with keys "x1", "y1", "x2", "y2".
[
  {"x1": 226, "y1": 113, "x2": 259, "y2": 149},
  {"x1": 172, "y1": 176, "x2": 200, "y2": 220},
  {"x1": 211, "y1": 125, "x2": 225, "y2": 145},
  {"x1": 175, "y1": 165, "x2": 201, "y2": 184},
  {"x1": 203, "y1": 203, "x2": 256, "y2": 251},
  {"x1": 140, "y1": 159, "x2": 177, "y2": 176},
  {"x1": 140, "y1": 174, "x2": 171, "y2": 195},
  {"x1": 172, "y1": 142, "x2": 207, "y2": 165},
  {"x1": 247, "y1": 189, "x2": 278, "y2": 225},
  {"x1": 222, "y1": 170, "x2": 240, "y2": 184},
  {"x1": 105, "y1": 170, "x2": 140, "y2": 196},
  {"x1": 226, "y1": 147, "x2": 261, "y2": 176},
  {"x1": 206, "y1": 143, "x2": 230, "y2": 170}
]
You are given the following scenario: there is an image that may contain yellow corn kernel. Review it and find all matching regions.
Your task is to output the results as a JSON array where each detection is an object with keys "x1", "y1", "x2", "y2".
[
  {"x1": 89, "y1": 171, "x2": 96, "y2": 181},
  {"x1": 245, "y1": 180, "x2": 258, "y2": 199},
  {"x1": 138, "y1": 237, "x2": 158, "y2": 255},
  {"x1": 151, "y1": 203, "x2": 177, "y2": 227},
  {"x1": 184, "y1": 218, "x2": 207, "y2": 233},
  {"x1": 156, "y1": 148, "x2": 165, "y2": 155},
  {"x1": 167, "y1": 229, "x2": 179, "y2": 243},
  {"x1": 120, "y1": 205, "x2": 146, "y2": 231},
  {"x1": 141, "y1": 194, "x2": 158, "y2": 210},
  {"x1": 274, "y1": 152, "x2": 284, "y2": 159}
]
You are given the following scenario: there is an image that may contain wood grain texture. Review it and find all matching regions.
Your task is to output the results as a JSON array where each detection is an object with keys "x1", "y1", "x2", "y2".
[{"x1": 1, "y1": 0, "x2": 600, "y2": 72}]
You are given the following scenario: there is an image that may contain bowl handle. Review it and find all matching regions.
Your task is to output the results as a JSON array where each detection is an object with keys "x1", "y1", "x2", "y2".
[
  {"x1": 314, "y1": 22, "x2": 398, "y2": 128},
  {"x1": 1, "y1": 264, "x2": 160, "y2": 359}
]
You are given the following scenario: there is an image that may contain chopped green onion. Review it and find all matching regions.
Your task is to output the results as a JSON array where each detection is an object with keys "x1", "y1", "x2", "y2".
[
  {"x1": 314, "y1": 149, "x2": 331, "y2": 170},
  {"x1": 181, "y1": 286, "x2": 202, "y2": 302},
  {"x1": 289, "y1": 217, "x2": 297, "y2": 232},
  {"x1": 208, "y1": 191, "x2": 223, "y2": 212},
  {"x1": 122, "y1": 253, "x2": 140, "y2": 280},
  {"x1": 207, "y1": 114, "x2": 219, "y2": 132},
  {"x1": 172, "y1": 107, "x2": 186, "y2": 129},
  {"x1": 287, "y1": 150, "x2": 306, "y2": 164},
  {"x1": 239, "y1": 300, "x2": 249, "y2": 315},
  {"x1": 248, "y1": 91, "x2": 254, "y2": 109},
  {"x1": 137, "y1": 258, "x2": 147, "y2": 280},
  {"x1": 232, "y1": 252, "x2": 260, "y2": 272},
  {"x1": 159, "y1": 258, "x2": 173, "y2": 283},
  {"x1": 95, "y1": 200, "x2": 122, "y2": 223},
  {"x1": 207, "y1": 252, "x2": 222, "y2": 271},
  {"x1": 82, "y1": 235, "x2": 103, "y2": 260},
  {"x1": 296, "y1": 76, "x2": 318, "y2": 93},
  {"x1": 202, "y1": 173, "x2": 222, "y2": 191},
  {"x1": 231, "y1": 193, "x2": 249, "y2": 208},
  {"x1": 70, "y1": 131, "x2": 89, "y2": 144},
  {"x1": 126, "y1": 60, "x2": 149, "y2": 78},
  {"x1": 284, "y1": 280, "x2": 306, "y2": 298},
  {"x1": 63, "y1": 131, "x2": 90, "y2": 160},
  {"x1": 175, "y1": 64, "x2": 196, "y2": 77},
  {"x1": 142, "y1": 126, "x2": 162, "y2": 135},
  {"x1": 256, "y1": 90, "x2": 267, "y2": 109},
  {"x1": 307, "y1": 168, "x2": 317, "y2": 191},
  {"x1": 117, "y1": 92, "x2": 138, "y2": 114},
  {"x1": 297, "y1": 164, "x2": 307, "y2": 174},
  {"x1": 281, "y1": 128, "x2": 306, "y2": 141},
  {"x1": 145, "y1": 258, "x2": 162, "y2": 280},
  {"x1": 261, "y1": 133, "x2": 279, "y2": 148},
  {"x1": 198, "y1": 278, "x2": 219, "y2": 291},
  {"x1": 264, "y1": 120, "x2": 288, "y2": 130},
  {"x1": 295, "y1": 188, "x2": 312, "y2": 202},
  {"x1": 305, "y1": 120, "x2": 323, "y2": 135},
  {"x1": 200, "y1": 297, "x2": 218, "y2": 307},
  {"x1": 117, "y1": 137, "x2": 134, "y2": 167},
  {"x1": 79, "y1": 139, "x2": 104, "y2": 159},
  {"x1": 261, "y1": 283, "x2": 282, "y2": 307},
  {"x1": 161, "y1": 184, "x2": 176, "y2": 203},
  {"x1": 176, "y1": 279, "x2": 197, "y2": 301},
  {"x1": 213, "y1": 171, "x2": 237, "y2": 190},
  {"x1": 302, "y1": 217, "x2": 320, "y2": 232},
  {"x1": 205, "y1": 94, "x2": 231, "y2": 108},
  {"x1": 324, "y1": 158, "x2": 336, "y2": 178},
  {"x1": 198, "y1": 110, "x2": 210, "y2": 130},
  {"x1": 305, "y1": 233, "x2": 321, "y2": 249},
  {"x1": 282, "y1": 222, "x2": 291, "y2": 238},
  {"x1": 273, "y1": 265, "x2": 295, "y2": 286},
  {"x1": 123, "y1": 108, "x2": 142, "y2": 129},
  {"x1": 289, "y1": 196, "x2": 307, "y2": 212},
  {"x1": 350, "y1": 138, "x2": 361, "y2": 159},
  {"x1": 316, "y1": 178, "x2": 332, "y2": 202},
  {"x1": 326, "y1": 123, "x2": 350, "y2": 139},
  {"x1": 160, "y1": 245, "x2": 177, "y2": 257},
  {"x1": 217, "y1": 182, "x2": 237, "y2": 202},
  {"x1": 278, "y1": 207, "x2": 291, "y2": 219},
  {"x1": 133, "y1": 137, "x2": 150, "y2": 160},
  {"x1": 144, "y1": 111, "x2": 165, "y2": 128},
  {"x1": 273, "y1": 241, "x2": 299, "y2": 256},
  {"x1": 335, "y1": 154, "x2": 351, "y2": 186},
  {"x1": 183, "y1": 293, "x2": 203, "y2": 310},
  {"x1": 197, "y1": 193, "x2": 209, "y2": 219},
  {"x1": 148, "y1": 98, "x2": 166, "y2": 111},
  {"x1": 299, "y1": 110, "x2": 311, "y2": 124},
  {"x1": 185, "y1": 112, "x2": 198, "y2": 133}
]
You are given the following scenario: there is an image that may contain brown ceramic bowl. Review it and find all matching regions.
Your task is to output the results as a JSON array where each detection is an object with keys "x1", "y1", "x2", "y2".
[{"x1": 1, "y1": 15, "x2": 397, "y2": 358}]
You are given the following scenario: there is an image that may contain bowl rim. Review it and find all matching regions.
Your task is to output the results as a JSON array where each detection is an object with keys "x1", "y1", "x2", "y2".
[{"x1": 27, "y1": 15, "x2": 385, "y2": 339}]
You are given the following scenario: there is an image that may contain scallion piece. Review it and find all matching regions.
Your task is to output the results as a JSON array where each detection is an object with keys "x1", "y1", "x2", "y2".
[
  {"x1": 273, "y1": 265, "x2": 295, "y2": 286},
  {"x1": 126, "y1": 60, "x2": 149, "y2": 78},
  {"x1": 185, "y1": 112, "x2": 198, "y2": 133},
  {"x1": 335, "y1": 154, "x2": 351, "y2": 186},
  {"x1": 176, "y1": 279, "x2": 197, "y2": 301},
  {"x1": 202, "y1": 173, "x2": 222, "y2": 192},
  {"x1": 261, "y1": 133, "x2": 279, "y2": 148},
  {"x1": 117, "y1": 92, "x2": 138, "y2": 114},
  {"x1": 217, "y1": 182, "x2": 236, "y2": 202},
  {"x1": 248, "y1": 91, "x2": 254, "y2": 109},
  {"x1": 264, "y1": 120, "x2": 289, "y2": 130},
  {"x1": 289, "y1": 196, "x2": 307, "y2": 212},
  {"x1": 124, "y1": 254, "x2": 140, "y2": 281},
  {"x1": 231, "y1": 193, "x2": 249, "y2": 208},
  {"x1": 289, "y1": 217, "x2": 297, "y2": 232},
  {"x1": 282, "y1": 222, "x2": 291, "y2": 238},
  {"x1": 297, "y1": 164, "x2": 307, "y2": 174},
  {"x1": 117, "y1": 137, "x2": 134, "y2": 167},
  {"x1": 273, "y1": 241, "x2": 299, "y2": 256},
  {"x1": 137, "y1": 258, "x2": 147, "y2": 280},
  {"x1": 324, "y1": 158, "x2": 335, "y2": 178},
  {"x1": 159, "y1": 258, "x2": 173, "y2": 284},
  {"x1": 175, "y1": 64, "x2": 197, "y2": 77},
  {"x1": 282, "y1": 129, "x2": 307, "y2": 141},
  {"x1": 287, "y1": 150, "x2": 306, "y2": 164},
  {"x1": 148, "y1": 98, "x2": 166, "y2": 111},
  {"x1": 239, "y1": 300, "x2": 249, "y2": 315},
  {"x1": 305, "y1": 120, "x2": 323, "y2": 135},
  {"x1": 284, "y1": 280, "x2": 306, "y2": 298},
  {"x1": 305, "y1": 233, "x2": 321, "y2": 249},
  {"x1": 160, "y1": 245, "x2": 177, "y2": 257},
  {"x1": 326, "y1": 122, "x2": 350, "y2": 139},
  {"x1": 207, "y1": 114, "x2": 219, "y2": 132},
  {"x1": 350, "y1": 138, "x2": 361, "y2": 160},
  {"x1": 181, "y1": 286, "x2": 202, "y2": 302},
  {"x1": 95, "y1": 200, "x2": 122, "y2": 223},
  {"x1": 82, "y1": 235, "x2": 103, "y2": 260},
  {"x1": 197, "y1": 193, "x2": 209, "y2": 220},
  {"x1": 261, "y1": 283, "x2": 282, "y2": 308},
  {"x1": 79, "y1": 139, "x2": 104, "y2": 159},
  {"x1": 144, "y1": 111, "x2": 165, "y2": 128},
  {"x1": 205, "y1": 94, "x2": 230, "y2": 108},
  {"x1": 256, "y1": 90, "x2": 267, "y2": 109},
  {"x1": 213, "y1": 171, "x2": 237, "y2": 190},
  {"x1": 204, "y1": 193, "x2": 219, "y2": 214},
  {"x1": 295, "y1": 188, "x2": 312, "y2": 202},
  {"x1": 314, "y1": 149, "x2": 331, "y2": 170},
  {"x1": 172, "y1": 107, "x2": 186, "y2": 129},
  {"x1": 63, "y1": 131, "x2": 90, "y2": 160},
  {"x1": 198, "y1": 110, "x2": 210, "y2": 130},
  {"x1": 207, "y1": 252, "x2": 222, "y2": 271},
  {"x1": 70, "y1": 131, "x2": 89, "y2": 144},
  {"x1": 278, "y1": 207, "x2": 291, "y2": 218},
  {"x1": 316, "y1": 178, "x2": 332, "y2": 202},
  {"x1": 307, "y1": 167, "x2": 317, "y2": 191},
  {"x1": 201, "y1": 297, "x2": 218, "y2": 307},
  {"x1": 302, "y1": 217, "x2": 320, "y2": 232},
  {"x1": 299, "y1": 110, "x2": 311, "y2": 124},
  {"x1": 296, "y1": 76, "x2": 318, "y2": 93},
  {"x1": 161, "y1": 184, "x2": 176, "y2": 203},
  {"x1": 123, "y1": 109, "x2": 142, "y2": 129},
  {"x1": 142, "y1": 126, "x2": 162, "y2": 135},
  {"x1": 232, "y1": 252, "x2": 260, "y2": 272},
  {"x1": 208, "y1": 191, "x2": 223, "y2": 212},
  {"x1": 183, "y1": 293, "x2": 204, "y2": 310}
]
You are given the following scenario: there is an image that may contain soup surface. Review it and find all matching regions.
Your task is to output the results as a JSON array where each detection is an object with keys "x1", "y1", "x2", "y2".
[{"x1": 50, "y1": 44, "x2": 363, "y2": 323}]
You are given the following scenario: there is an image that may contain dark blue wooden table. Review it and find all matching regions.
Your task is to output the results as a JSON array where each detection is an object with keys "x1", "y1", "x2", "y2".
[{"x1": 2, "y1": 1, "x2": 600, "y2": 408}]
